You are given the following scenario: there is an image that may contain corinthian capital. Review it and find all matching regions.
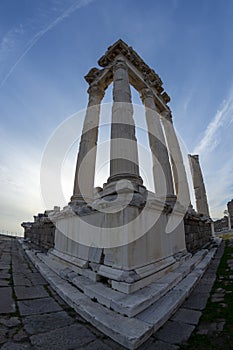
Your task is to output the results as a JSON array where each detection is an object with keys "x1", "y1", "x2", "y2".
[
  {"x1": 113, "y1": 57, "x2": 127, "y2": 71},
  {"x1": 87, "y1": 82, "x2": 105, "y2": 100},
  {"x1": 140, "y1": 87, "x2": 154, "y2": 103}
]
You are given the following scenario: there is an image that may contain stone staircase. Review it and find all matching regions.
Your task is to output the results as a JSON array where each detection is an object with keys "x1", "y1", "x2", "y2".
[{"x1": 22, "y1": 239, "x2": 221, "y2": 349}]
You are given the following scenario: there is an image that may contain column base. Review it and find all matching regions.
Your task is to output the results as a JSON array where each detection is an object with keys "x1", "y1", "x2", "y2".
[{"x1": 69, "y1": 194, "x2": 94, "y2": 207}]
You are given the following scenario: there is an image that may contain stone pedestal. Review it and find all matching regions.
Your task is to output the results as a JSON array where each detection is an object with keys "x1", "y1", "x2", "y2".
[{"x1": 50, "y1": 194, "x2": 186, "y2": 293}]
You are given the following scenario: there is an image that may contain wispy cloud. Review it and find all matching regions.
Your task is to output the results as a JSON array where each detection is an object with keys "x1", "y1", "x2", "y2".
[
  {"x1": 192, "y1": 87, "x2": 233, "y2": 218},
  {"x1": 0, "y1": 0, "x2": 94, "y2": 88},
  {"x1": 194, "y1": 87, "x2": 233, "y2": 155}
]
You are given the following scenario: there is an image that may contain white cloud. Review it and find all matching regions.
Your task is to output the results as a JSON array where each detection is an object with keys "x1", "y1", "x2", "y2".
[
  {"x1": 192, "y1": 87, "x2": 233, "y2": 219},
  {"x1": 194, "y1": 87, "x2": 233, "y2": 155}
]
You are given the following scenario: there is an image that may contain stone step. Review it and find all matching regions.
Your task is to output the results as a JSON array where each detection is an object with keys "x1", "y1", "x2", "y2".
[
  {"x1": 25, "y1": 249, "x2": 153, "y2": 350},
  {"x1": 50, "y1": 249, "x2": 88, "y2": 268},
  {"x1": 37, "y1": 248, "x2": 209, "y2": 318},
  {"x1": 136, "y1": 248, "x2": 216, "y2": 331},
  {"x1": 23, "y1": 244, "x2": 220, "y2": 350},
  {"x1": 46, "y1": 251, "x2": 100, "y2": 281}
]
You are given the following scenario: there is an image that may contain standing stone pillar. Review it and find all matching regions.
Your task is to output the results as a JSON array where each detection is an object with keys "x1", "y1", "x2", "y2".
[
  {"x1": 227, "y1": 200, "x2": 233, "y2": 229},
  {"x1": 188, "y1": 154, "x2": 210, "y2": 217},
  {"x1": 161, "y1": 111, "x2": 191, "y2": 206},
  {"x1": 108, "y1": 57, "x2": 142, "y2": 185},
  {"x1": 140, "y1": 88, "x2": 175, "y2": 199},
  {"x1": 70, "y1": 82, "x2": 105, "y2": 204}
]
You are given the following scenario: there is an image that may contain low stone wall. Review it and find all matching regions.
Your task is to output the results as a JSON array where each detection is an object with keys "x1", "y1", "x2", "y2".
[
  {"x1": 184, "y1": 213, "x2": 212, "y2": 253},
  {"x1": 21, "y1": 212, "x2": 55, "y2": 250},
  {"x1": 214, "y1": 216, "x2": 228, "y2": 233}
]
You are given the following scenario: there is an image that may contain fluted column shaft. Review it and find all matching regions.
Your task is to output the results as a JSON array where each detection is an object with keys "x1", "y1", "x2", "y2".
[
  {"x1": 140, "y1": 88, "x2": 175, "y2": 198},
  {"x1": 108, "y1": 57, "x2": 142, "y2": 184},
  {"x1": 188, "y1": 154, "x2": 210, "y2": 217},
  {"x1": 71, "y1": 83, "x2": 105, "y2": 204},
  {"x1": 161, "y1": 112, "x2": 191, "y2": 205}
]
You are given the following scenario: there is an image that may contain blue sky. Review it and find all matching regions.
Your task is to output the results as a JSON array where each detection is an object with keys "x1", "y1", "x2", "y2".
[{"x1": 0, "y1": 0, "x2": 233, "y2": 233}]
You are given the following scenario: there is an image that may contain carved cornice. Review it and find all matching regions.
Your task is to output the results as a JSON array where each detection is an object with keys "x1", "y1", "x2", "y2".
[
  {"x1": 85, "y1": 68, "x2": 102, "y2": 84},
  {"x1": 97, "y1": 39, "x2": 169, "y2": 99}
]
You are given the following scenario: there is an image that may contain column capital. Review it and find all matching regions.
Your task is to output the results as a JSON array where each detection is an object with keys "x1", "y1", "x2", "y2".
[
  {"x1": 87, "y1": 82, "x2": 105, "y2": 99},
  {"x1": 113, "y1": 57, "x2": 127, "y2": 71},
  {"x1": 140, "y1": 87, "x2": 154, "y2": 103}
]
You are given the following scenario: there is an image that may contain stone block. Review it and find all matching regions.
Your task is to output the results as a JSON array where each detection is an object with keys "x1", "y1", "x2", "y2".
[
  {"x1": 171, "y1": 308, "x2": 202, "y2": 325},
  {"x1": 112, "y1": 263, "x2": 179, "y2": 294},
  {"x1": 182, "y1": 292, "x2": 209, "y2": 311},
  {"x1": 18, "y1": 297, "x2": 62, "y2": 316},
  {"x1": 23, "y1": 311, "x2": 74, "y2": 335},
  {"x1": 173, "y1": 273, "x2": 199, "y2": 297},
  {"x1": 155, "y1": 320, "x2": 195, "y2": 344},
  {"x1": 135, "y1": 256, "x2": 176, "y2": 279},
  {"x1": 136, "y1": 289, "x2": 187, "y2": 332},
  {"x1": 84, "y1": 283, "x2": 122, "y2": 308},
  {"x1": 111, "y1": 282, "x2": 169, "y2": 317},
  {"x1": 30, "y1": 324, "x2": 96, "y2": 350},
  {"x1": 0, "y1": 287, "x2": 16, "y2": 314},
  {"x1": 74, "y1": 298, "x2": 153, "y2": 349},
  {"x1": 88, "y1": 247, "x2": 103, "y2": 263},
  {"x1": 14, "y1": 285, "x2": 49, "y2": 300}
]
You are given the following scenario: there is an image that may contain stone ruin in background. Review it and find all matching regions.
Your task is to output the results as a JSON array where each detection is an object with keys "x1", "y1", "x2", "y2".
[{"x1": 21, "y1": 39, "x2": 219, "y2": 349}]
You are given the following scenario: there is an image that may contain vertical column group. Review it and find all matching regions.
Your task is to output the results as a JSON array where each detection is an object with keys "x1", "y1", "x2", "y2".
[{"x1": 71, "y1": 56, "x2": 191, "y2": 208}]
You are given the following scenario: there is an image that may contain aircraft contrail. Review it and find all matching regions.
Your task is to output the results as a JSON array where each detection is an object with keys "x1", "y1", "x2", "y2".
[{"x1": 0, "y1": 0, "x2": 94, "y2": 88}]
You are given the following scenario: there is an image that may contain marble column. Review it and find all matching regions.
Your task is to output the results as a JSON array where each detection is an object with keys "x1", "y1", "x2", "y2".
[
  {"x1": 188, "y1": 154, "x2": 210, "y2": 217},
  {"x1": 70, "y1": 82, "x2": 105, "y2": 204},
  {"x1": 161, "y1": 111, "x2": 191, "y2": 206},
  {"x1": 108, "y1": 57, "x2": 142, "y2": 185},
  {"x1": 140, "y1": 88, "x2": 175, "y2": 199}
]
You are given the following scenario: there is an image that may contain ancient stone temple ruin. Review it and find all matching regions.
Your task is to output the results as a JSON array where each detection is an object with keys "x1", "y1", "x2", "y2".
[{"x1": 21, "y1": 40, "x2": 218, "y2": 349}]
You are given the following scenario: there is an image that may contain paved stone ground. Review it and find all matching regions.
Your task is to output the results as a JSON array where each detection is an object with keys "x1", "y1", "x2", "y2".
[{"x1": 0, "y1": 236, "x2": 224, "y2": 349}]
